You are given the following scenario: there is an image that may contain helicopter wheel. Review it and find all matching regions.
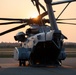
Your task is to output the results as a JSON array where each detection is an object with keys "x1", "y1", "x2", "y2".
[
  {"x1": 22, "y1": 61, "x2": 25, "y2": 66},
  {"x1": 29, "y1": 58, "x2": 37, "y2": 66},
  {"x1": 29, "y1": 60, "x2": 35, "y2": 66},
  {"x1": 19, "y1": 60, "x2": 22, "y2": 66},
  {"x1": 19, "y1": 60, "x2": 25, "y2": 66}
]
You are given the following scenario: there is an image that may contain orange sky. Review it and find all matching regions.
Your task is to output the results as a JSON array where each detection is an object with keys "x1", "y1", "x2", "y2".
[{"x1": 0, "y1": 0, "x2": 76, "y2": 43}]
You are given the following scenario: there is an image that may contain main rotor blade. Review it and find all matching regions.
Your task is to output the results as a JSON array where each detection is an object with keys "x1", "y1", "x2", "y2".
[
  {"x1": 0, "y1": 18, "x2": 30, "y2": 23},
  {"x1": 38, "y1": 11, "x2": 48, "y2": 18},
  {"x1": 0, "y1": 18, "x2": 23, "y2": 21},
  {"x1": 0, "y1": 14, "x2": 48, "y2": 25},
  {"x1": 0, "y1": 22, "x2": 22, "y2": 25},
  {"x1": 37, "y1": 11, "x2": 55, "y2": 19},
  {"x1": 61, "y1": 33, "x2": 68, "y2": 39},
  {"x1": 57, "y1": 18, "x2": 76, "y2": 21},
  {"x1": 0, "y1": 11, "x2": 49, "y2": 25},
  {"x1": 57, "y1": 22, "x2": 76, "y2": 25},
  {"x1": 0, "y1": 12, "x2": 47, "y2": 22},
  {"x1": 52, "y1": 0, "x2": 76, "y2": 5},
  {"x1": 0, "y1": 24, "x2": 27, "y2": 36}
]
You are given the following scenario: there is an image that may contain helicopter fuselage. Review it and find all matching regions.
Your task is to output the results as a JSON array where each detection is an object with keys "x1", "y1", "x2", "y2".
[
  {"x1": 14, "y1": 27, "x2": 66, "y2": 66},
  {"x1": 22, "y1": 30, "x2": 54, "y2": 48}
]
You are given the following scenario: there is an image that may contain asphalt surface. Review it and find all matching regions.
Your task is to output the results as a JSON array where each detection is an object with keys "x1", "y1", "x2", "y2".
[{"x1": 0, "y1": 58, "x2": 76, "y2": 75}]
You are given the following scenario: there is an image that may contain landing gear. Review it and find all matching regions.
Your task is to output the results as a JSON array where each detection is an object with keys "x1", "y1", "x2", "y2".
[
  {"x1": 19, "y1": 60, "x2": 25, "y2": 66},
  {"x1": 58, "y1": 60, "x2": 62, "y2": 66},
  {"x1": 19, "y1": 60, "x2": 29, "y2": 66}
]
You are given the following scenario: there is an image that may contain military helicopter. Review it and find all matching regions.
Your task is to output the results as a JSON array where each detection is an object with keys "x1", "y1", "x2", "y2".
[{"x1": 0, "y1": 0, "x2": 76, "y2": 66}]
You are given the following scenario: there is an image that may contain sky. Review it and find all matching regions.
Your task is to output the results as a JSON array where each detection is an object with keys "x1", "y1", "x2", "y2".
[{"x1": 0, "y1": 0, "x2": 76, "y2": 43}]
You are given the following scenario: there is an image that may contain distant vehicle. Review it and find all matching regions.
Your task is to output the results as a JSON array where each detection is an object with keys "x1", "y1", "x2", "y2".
[{"x1": 0, "y1": 0, "x2": 76, "y2": 66}]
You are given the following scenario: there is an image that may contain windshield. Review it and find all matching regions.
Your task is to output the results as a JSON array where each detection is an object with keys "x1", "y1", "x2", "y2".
[{"x1": 26, "y1": 24, "x2": 51, "y2": 36}]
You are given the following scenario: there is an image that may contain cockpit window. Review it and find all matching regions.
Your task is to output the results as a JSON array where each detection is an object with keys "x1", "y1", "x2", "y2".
[
  {"x1": 26, "y1": 28, "x2": 39, "y2": 35},
  {"x1": 26, "y1": 25, "x2": 51, "y2": 36}
]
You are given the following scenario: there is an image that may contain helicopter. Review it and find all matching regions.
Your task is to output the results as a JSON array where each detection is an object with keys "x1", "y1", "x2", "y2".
[{"x1": 0, "y1": 0, "x2": 76, "y2": 66}]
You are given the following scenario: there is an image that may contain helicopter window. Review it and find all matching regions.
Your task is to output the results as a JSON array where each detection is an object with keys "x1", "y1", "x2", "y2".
[
  {"x1": 38, "y1": 25, "x2": 51, "y2": 33},
  {"x1": 33, "y1": 40, "x2": 36, "y2": 44},
  {"x1": 37, "y1": 35, "x2": 41, "y2": 40},
  {"x1": 26, "y1": 28, "x2": 39, "y2": 35},
  {"x1": 26, "y1": 25, "x2": 52, "y2": 37}
]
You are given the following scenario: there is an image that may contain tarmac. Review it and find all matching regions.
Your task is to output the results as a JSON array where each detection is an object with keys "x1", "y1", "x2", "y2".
[{"x1": 0, "y1": 58, "x2": 76, "y2": 75}]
